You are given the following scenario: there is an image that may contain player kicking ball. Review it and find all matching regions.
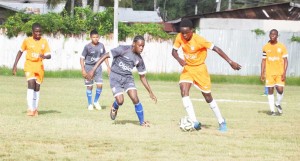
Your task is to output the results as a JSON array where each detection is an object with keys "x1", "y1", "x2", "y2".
[
  {"x1": 12, "y1": 23, "x2": 51, "y2": 116},
  {"x1": 172, "y1": 19, "x2": 241, "y2": 132},
  {"x1": 93, "y1": 35, "x2": 157, "y2": 127},
  {"x1": 261, "y1": 29, "x2": 288, "y2": 116},
  {"x1": 80, "y1": 30, "x2": 110, "y2": 110}
]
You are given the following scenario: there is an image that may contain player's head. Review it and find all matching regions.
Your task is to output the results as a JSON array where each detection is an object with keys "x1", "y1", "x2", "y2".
[
  {"x1": 269, "y1": 29, "x2": 278, "y2": 44},
  {"x1": 32, "y1": 23, "x2": 42, "y2": 40},
  {"x1": 179, "y1": 19, "x2": 194, "y2": 41},
  {"x1": 90, "y1": 29, "x2": 99, "y2": 44},
  {"x1": 132, "y1": 35, "x2": 145, "y2": 54}
]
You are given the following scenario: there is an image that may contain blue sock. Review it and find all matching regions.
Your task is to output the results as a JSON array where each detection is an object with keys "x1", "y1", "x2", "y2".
[
  {"x1": 264, "y1": 87, "x2": 268, "y2": 95},
  {"x1": 86, "y1": 89, "x2": 92, "y2": 105},
  {"x1": 135, "y1": 102, "x2": 144, "y2": 125},
  {"x1": 112, "y1": 100, "x2": 119, "y2": 110},
  {"x1": 94, "y1": 88, "x2": 102, "y2": 103}
]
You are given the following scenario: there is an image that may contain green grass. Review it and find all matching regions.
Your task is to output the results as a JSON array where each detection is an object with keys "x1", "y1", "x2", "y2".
[
  {"x1": 1, "y1": 66, "x2": 299, "y2": 85},
  {"x1": 0, "y1": 75, "x2": 300, "y2": 160}
]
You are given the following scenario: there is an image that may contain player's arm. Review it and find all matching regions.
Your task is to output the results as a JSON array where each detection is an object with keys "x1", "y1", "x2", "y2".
[
  {"x1": 212, "y1": 46, "x2": 241, "y2": 70},
  {"x1": 105, "y1": 57, "x2": 111, "y2": 76},
  {"x1": 40, "y1": 54, "x2": 51, "y2": 59},
  {"x1": 282, "y1": 57, "x2": 288, "y2": 81},
  {"x1": 80, "y1": 58, "x2": 88, "y2": 79},
  {"x1": 12, "y1": 50, "x2": 23, "y2": 75},
  {"x1": 87, "y1": 52, "x2": 110, "y2": 78},
  {"x1": 172, "y1": 49, "x2": 186, "y2": 67},
  {"x1": 261, "y1": 58, "x2": 266, "y2": 82},
  {"x1": 139, "y1": 74, "x2": 157, "y2": 103}
]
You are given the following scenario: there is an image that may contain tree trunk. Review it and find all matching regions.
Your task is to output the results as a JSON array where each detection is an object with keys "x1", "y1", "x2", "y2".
[
  {"x1": 93, "y1": 0, "x2": 99, "y2": 13},
  {"x1": 71, "y1": 0, "x2": 75, "y2": 17},
  {"x1": 82, "y1": 0, "x2": 87, "y2": 8}
]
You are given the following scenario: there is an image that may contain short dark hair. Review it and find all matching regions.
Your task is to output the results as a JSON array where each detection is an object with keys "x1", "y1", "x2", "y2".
[
  {"x1": 133, "y1": 35, "x2": 145, "y2": 42},
  {"x1": 270, "y1": 29, "x2": 278, "y2": 35},
  {"x1": 32, "y1": 23, "x2": 41, "y2": 30},
  {"x1": 90, "y1": 29, "x2": 98, "y2": 36},
  {"x1": 180, "y1": 19, "x2": 193, "y2": 28}
]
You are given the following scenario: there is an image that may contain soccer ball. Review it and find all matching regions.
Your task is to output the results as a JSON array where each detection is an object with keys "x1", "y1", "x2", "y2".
[{"x1": 179, "y1": 116, "x2": 194, "y2": 132}]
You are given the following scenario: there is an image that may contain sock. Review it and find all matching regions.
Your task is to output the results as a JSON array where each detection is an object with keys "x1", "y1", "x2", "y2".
[
  {"x1": 33, "y1": 91, "x2": 40, "y2": 110},
  {"x1": 112, "y1": 100, "x2": 119, "y2": 110},
  {"x1": 135, "y1": 102, "x2": 144, "y2": 125},
  {"x1": 182, "y1": 96, "x2": 197, "y2": 122},
  {"x1": 27, "y1": 89, "x2": 34, "y2": 111},
  {"x1": 86, "y1": 89, "x2": 92, "y2": 105},
  {"x1": 94, "y1": 88, "x2": 102, "y2": 103},
  {"x1": 209, "y1": 99, "x2": 224, "y2": 124},
  {"x1": 264, "y1": 87, "x2": 268, "y2": 95},
  {"x1": 276, "y1": 93, "x2": 283, "y2": 106},
  {"x1": 268, "y1": 94, "x2": 275, "y2": 112}
]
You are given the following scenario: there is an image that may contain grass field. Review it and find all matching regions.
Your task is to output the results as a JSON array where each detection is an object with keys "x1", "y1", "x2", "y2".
[{"x1": 0, "y1": 75, "x2": 300, "y2": 161}]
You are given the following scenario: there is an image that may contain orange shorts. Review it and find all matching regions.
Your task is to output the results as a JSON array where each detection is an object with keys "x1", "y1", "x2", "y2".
[
  {"x1": 179, "y1": 64, "x2": 211, "y2": 93},
  {"x1": 25, "y1": 70, "x2": 44, "y2": 84},
  {"x1": 265, "y1": 75, "x2": 285, "y2": 87}
]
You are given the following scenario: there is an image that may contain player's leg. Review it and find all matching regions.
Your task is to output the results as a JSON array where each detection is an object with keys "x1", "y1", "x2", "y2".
[
  {"x1": 25, "y1": 71, "x2": 37, "y2": 116},
  {"x1": 127, "y1": 89, "x2": 148, "y2": 126},
  {"x1": 86, "y1": 85, "x2": 94, "y2": 110},
  {"x1": 32, "y1": 71, "x2": 44, "y2": 116},
  {"x1": 266, "y1": 75, "x2": 276, "y2": 115},
  {"x1": 110, "y1": 72, "x2": 124, "y2": 120},
  {"x1": 274, "y1": 76, "x2": 285, "y2": 114},
  {"x1": 93, "y1": 68, "x2": 103, "y2": 110},
  {"x1": 180, "y1": 82, "x2": 198, "y2": 123}
]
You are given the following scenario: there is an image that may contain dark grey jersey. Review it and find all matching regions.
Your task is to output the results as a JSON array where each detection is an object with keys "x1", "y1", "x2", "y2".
[
  {"x1": 110, "y1": 45, "x2": 146, "y2": 76},
  {"x1": 81, "y1": 42, "x2": 106, "y2": 65}
]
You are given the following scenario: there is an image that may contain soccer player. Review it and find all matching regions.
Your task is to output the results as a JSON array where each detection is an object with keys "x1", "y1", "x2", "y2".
[
  {"x1": 172, "y1": 19, "x2": 241, "y2": 132},
  {"x1": 261, "y1": 29, "x2": 288, "y2": 116},
  {"x1": 107, "y1": 35, "x2": 157, "y2": 127},
  {"x1": 80, "y1": 29, "x2": 110, "y2": 110},
  {"x1": 12, "y1": 23, "x2": 51, "y2": 116}
]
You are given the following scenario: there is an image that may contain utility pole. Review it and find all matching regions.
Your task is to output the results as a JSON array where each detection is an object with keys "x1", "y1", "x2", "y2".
[
  {"x1": 154, "y1": 0, "x2": 157, "y2": 11},
  {"x1": 195, "y1": 0, "x2": 198, "y2": 15},
  {"x1": 216, "y1": 0, "x2": 221, "y2": 12},
  {"x1": 113, "y1": 0, "x2": 119, "y2": 47},
  {"x1": 228, "y1": 0, "x2": 232, "y2": 10},
  {"x1": 70, "y1": 0, "x2": 74, "y2": 17}
]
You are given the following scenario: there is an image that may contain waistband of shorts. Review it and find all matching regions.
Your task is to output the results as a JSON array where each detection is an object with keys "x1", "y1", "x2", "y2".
[{"x1": 186, "y1": 63, "x2": 205, "y2": 67}]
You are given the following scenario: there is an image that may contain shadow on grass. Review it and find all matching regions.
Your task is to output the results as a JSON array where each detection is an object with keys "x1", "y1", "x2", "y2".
[
  {"x1": 200, "y1": 124, "x2": 212, "y2": 129},
  {"x1": 258, "y1": 110, "x2": 281, "y2": 116},
  {"x1": 113, "y1": 120, "x2": 140, "y2": 126},
  {"x1": 23, "y1": 110, "x2": 61, "y2": 115}
]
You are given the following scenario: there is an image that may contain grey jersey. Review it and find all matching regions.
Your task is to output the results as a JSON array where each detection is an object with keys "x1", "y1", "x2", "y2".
[
  {"x1": 81, "y1": 42, "x2": 106, "y2": 65},
  {"x1": 110, "y1": 45, "x2": 146, "y2": 76}
]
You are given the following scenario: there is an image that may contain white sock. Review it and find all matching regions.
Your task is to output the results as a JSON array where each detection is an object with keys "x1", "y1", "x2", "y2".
[
  {"x1": 276, "y1": 93, "x2": 283, "y2": 106},
  {"x1": 182, "y1": 96, "x2": 197, "y2": 122},
  {"x1": 33, "y1": 91, "x2": 40, "y2": 110},
  {"x1": 27, "y1": 89, "x2": 34, "y2": 111},
  {"x1": 209, "y1": 99, "x2": 224, "y2": 124},
  {"x1": 268, "y1": 94, "x2": 275, "y2": 112}
]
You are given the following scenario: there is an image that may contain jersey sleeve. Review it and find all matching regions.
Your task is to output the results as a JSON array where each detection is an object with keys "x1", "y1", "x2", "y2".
[
  {"x1": 43, "y1": 40, "x2": 51, "y2": 55},
  {"x1": 20, "y1": 39, "x2": 27, "y2": 52},
  {"x1": 136, "y1": 57, "x2": 147, "y2": 75},
  {"x1": 199, "y1": 36, "x2": 214, "y2": 50},
  {"x1": 81, "y1": 45, "x2": 88, "y2": 59},
  {"x1": 281, "y1": 44, "x2": 288, "y2": 58},
  {"x1": 111, "y1": 45, "x2": 131, "y2": 58},
  {"x1": 173, "y1": 34, "x2": 181, "y2": 50},
  {"x1": 262, "y1": 45, "x2": 267, "y2": 59}
]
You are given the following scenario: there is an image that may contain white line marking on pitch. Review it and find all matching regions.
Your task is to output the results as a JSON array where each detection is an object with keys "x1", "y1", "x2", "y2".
[{"x1": 191, "y1": 98, "x2": 268, "y2": 104}]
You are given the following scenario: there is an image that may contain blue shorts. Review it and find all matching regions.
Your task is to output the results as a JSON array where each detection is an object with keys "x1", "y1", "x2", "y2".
[
  {"x1": 84, "y1": 65, "x2": 103, "y2": 86},
  {"x1": 109, "y1": 71, "x2": 136, "y2": 97}
]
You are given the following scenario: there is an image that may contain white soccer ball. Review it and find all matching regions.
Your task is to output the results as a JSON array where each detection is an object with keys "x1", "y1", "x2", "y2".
[{"x1": 179, "y1": 116, "x2": 194, "y2": 132}]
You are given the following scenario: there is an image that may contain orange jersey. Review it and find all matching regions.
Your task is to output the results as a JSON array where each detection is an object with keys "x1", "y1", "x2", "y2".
[
  {"x1": 20, "y1": 37, "x2": 51, "y2": 72},
  {"x1": 173, "y1": 33, "x2": 214, "y2": 66},
  {"x1": 262, "y1": 42, "x2": 287, "y2": 76}
]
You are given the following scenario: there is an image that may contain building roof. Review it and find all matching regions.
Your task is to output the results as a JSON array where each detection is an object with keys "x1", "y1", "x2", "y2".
[
  {"x1": 117, "y1": 8, "x2": 162, "y2": 23},
  {"x1": 0, "y1": 1, "x2": 65, "y2": 14},
  {"x1": 184, "y1": 2, "x2": 300, "y2": 21}
]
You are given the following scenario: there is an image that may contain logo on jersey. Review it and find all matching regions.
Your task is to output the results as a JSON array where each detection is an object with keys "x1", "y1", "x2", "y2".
[
  {"x1": 191, "y1": 46, "x2": 195, "y2": 51},
  {"x1": 119, "y1": 61, "x2": 132, "y2": 72},
  {"x1": 268, "y1": 56, "x2": 280, "y2": 61},
  {"x1": 31, "y1": 52, "x2": 39, "y2": 58},
  {"x1": 184, "y1": 53, "x2": 197, "y2": 59},
  {"x1": 42, "y1": 44, "x2": 45, "y2": 49},
  {"x1": 91, "y1": 57, "x2": 99, "y2": 62},
  {"x1": 277, "y1": 48, "x2": 282, "y2": 53}
]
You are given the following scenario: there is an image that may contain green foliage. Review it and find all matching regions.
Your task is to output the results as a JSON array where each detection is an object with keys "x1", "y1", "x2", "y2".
[
  {"x1": 251, "y1": 28, "x2": 265, "y2": 36},
  {"x1": 1, "y1": 7, "x2": 170, "y2": 40},
  {"x1": 291, "y1": 35, "x2": 300, "y2": 42}
]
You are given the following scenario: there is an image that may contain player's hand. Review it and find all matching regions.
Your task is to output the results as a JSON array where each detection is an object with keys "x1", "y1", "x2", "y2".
[
  {"x1": 260, "y1": 74, "x2": 265, "y2": 82},
  {"x1": 87, "y1": 70, "x2": 94, "y2": 81},
  {"x1": 229, "y1": 61, "x2": 242, "y2": 70},
  {"x1": 107, "y1": 67, "x2": 111, "y2": 77},
  {"x1": 12, "y1": 66, "x2": 17, "y2": 76},
  {"x1": 81, "y1": 70, "x2": 88, "y2": 79},
  {"x1": 149, "y1": 93, "x2": 157, "y2": 104},
  {"x1": 178, "y1": 59, "x2": 187, "y2": 67},
  {"x1": 281, "y1": 74, "x2": 286, "y2": 81}
]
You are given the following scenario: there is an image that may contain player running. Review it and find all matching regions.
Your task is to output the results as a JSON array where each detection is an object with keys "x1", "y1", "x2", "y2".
[
  {"x1": 12, "y1": 23, "x2": 51, "y2": 116},
  {"x1": 261, "y1": 29, "x2": 288, "y2": 116},
  {"x1": 80, "y1": 29, "x2": 110, "y2": 110},
  {"x1": 172, "y1": 19, "x2": 241, "y2": 132}
]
